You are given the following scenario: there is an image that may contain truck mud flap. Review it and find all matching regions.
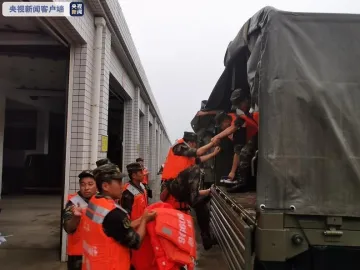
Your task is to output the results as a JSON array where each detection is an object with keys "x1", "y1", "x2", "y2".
[{"x1": 210, "y1": 186, "x2": 254, "y2": 270}]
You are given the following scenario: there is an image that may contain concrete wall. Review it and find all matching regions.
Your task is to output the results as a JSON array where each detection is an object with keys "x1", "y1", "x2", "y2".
[{"x1": 42, "y1": 0, "x2": 172, "y2": 261}]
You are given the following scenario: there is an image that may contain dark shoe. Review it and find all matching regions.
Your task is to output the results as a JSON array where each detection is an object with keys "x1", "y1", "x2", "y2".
[
  {"x1": 211, "y1": 233, "x2": 218, "y2": 246},
  {"x1": 227, "y1": 183, "x2": 250, "y2": 193},
  {"x1": 201, "y1": 232, "x2": 213, "y2": 250}
]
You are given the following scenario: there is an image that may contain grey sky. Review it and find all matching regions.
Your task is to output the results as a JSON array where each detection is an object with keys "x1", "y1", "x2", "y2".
[{"x1": 119, "y1": 0, "x2": 359, "y2": 142}]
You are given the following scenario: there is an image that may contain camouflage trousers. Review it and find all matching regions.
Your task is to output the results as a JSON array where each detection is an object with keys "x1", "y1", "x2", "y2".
[
  {"x1": 161, "y1": 165, "x2": 202, "y2": 205},
  {"x1": 234, "y1": 134, "x2": 258, "y2": 181},
  {"x1": 161, "y1": 165, "x2": 211, "y2": 234}
]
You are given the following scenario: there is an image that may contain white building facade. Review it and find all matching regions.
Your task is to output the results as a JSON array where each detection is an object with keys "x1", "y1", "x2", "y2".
[{"x1": 4, "y1": 0, "x2": 172, "y2": 260}]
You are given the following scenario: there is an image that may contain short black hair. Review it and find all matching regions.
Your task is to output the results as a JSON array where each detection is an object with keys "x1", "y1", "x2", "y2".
[
  {"x1": 215, "y1": 112, "x2": 232, "y2": 126},
  {"x1": 136, "y1": 158, "x2": 144, "y2": 162},
  {"x1": 78, "y1": 170, "x2": 94, "y2": 183}
]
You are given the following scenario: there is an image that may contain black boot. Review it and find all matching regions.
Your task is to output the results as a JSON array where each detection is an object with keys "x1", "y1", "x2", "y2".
[
  {"x1": 227, "y1": 179, "x2": 249, "y2": 193},
  {"x1": 201, "y1": 231, "x2": 213, "y2": 251}
]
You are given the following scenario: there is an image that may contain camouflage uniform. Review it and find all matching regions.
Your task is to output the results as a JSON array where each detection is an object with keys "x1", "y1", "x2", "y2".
[
  {"x1": 161, "y1": 141, "x2": 212, "y2": 249},
  {"x1": 63, "y1": 193, "x2": 89, "y2": 270},
  {"x1": 234, "y1": 115, "x2": 258, "y2": 185},
  {"x1": 160, "y1": 142, "x2": 202, "y2": 206},
  {"x1": 90, "y1": 164, "x2": 141, "y2": 249}
]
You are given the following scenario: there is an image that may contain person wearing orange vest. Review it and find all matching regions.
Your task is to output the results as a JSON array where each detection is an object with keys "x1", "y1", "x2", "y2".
[
  {"x1": 135, "y1": 157, "x2": 152, "y2": 199},
  {"x1": 82, "y1": 163, "x2": 156, "y2": 270},
  {"x1": 160, "y1": 131, "x2": 221, "y2": 250},
  {"x1": 63, "y1": 170, "x2": 97, "y2": 270},
  {"x1": 120, "y1": 162, "x2": 149, "y2": 270},
  {"x1": 212, "y1": 88, "x2": 259, "y2": 193}
]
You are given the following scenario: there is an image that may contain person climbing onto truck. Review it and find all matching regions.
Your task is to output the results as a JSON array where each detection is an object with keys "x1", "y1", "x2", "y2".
[
  {"x1": 160, "y1": 131, "x2": 221, "y2": 250},
  {"x1": 211, "y1": 88, "x2": 259, "y2": 193}
]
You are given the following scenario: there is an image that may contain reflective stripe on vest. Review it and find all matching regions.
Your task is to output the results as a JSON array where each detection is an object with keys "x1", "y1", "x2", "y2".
[
  {"x1": 85, "y1": 202, "x2": 126, "y2": 224},
  {"x1": 126, "y1": 185, "x2": 140, "y2": 196},
  {"x1": 162, "y1": 139, "x2": 196, "y2": 180},
  {"x1": 82, "y1": 197, "x2": 130, "y2": 270},
  {"x1": 145, "y1": 204, "x2": 196, "y2": 270},
  {"x1": 125, "y1": 183, "x2": 148, "y2": 221}
]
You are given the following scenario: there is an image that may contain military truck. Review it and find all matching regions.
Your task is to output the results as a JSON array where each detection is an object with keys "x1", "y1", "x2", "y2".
[{"x1": 191, "y1": 7, "x2": 360, "y2": 270}]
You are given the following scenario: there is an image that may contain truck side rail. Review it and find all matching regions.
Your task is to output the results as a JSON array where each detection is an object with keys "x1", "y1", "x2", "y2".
[{"x1": 210, "y1": 186, "x2": 256, "y2": 270}]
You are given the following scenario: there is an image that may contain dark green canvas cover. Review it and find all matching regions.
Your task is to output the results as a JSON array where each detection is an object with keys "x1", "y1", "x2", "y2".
[{"x1": 200, "y1": 7, "x2": 360, "y2": 217}]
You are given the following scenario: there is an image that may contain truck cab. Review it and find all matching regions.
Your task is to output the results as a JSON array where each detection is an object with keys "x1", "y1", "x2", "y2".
[{"x1": 191, "y1": 7, "x2": 360, "y2": 270}]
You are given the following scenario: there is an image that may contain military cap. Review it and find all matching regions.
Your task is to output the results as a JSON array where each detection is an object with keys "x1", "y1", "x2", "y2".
[
  {"x1": 230, "y1": 88, "x2": 250, "y2": 105},
  {"x1": 96, "y1": 158, "x2": 111, "y2": 167},
  {"x1": 93, "y1": 163, "x2": 127, "y2": 182},
  {"x1": 135, "y1": 157, "x2": 144, "y2": 162},
  {"x1": 126, "y1": 162, "x2": 143, "y2": 173},
  {"x1": 78, "y1": 169, "x2": 94, "y2": 179},
  {"x1": 183, "y1": 131, "x2": 197, "y2": 142}
]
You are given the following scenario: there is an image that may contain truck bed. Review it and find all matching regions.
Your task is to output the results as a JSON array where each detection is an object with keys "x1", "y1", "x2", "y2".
[{"x1": 217, "y1": 186, "x2": 257, "y2": 217}]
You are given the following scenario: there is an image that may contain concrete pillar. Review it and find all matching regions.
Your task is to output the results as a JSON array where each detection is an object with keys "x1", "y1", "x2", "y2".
[
  {"x1": 90, "y1": 17, "x2": 106, "y2": 168},
  {"x1": 123, "y1": 87, "x2": 140, "y2": 168},
  {"x1": 140, "y1": 104, "x2": 149, "y2": 167},
  {"x1": 36, "y1": 110, "x2": 49, "y2": 154},
  {"x1": 0, "y1": 94, "x2": 5, "y2": 198},
  {"x1": 97, "y1": 26, "x2": 111, "y2": 160},
  {"x1": 133, "y1": 87, "x2": 140, "y2": 159},
  {"x1": 149, "y1": 117, "x2": 156, "y2": 189}
]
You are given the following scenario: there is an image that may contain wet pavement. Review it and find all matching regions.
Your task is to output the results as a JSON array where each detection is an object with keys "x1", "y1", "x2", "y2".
[
  {"x1": 193, "y1": 215, "x2": 228, "y2": 270},
  {"x1": 0, "y1": 195, "x2": 227, "y2": 270},
  {"x1": 195, "y1": 242, "x2": 227, "y2": 270},
  {"x1": 0, "y1": 195, "x2": 65, "y2": 270}
]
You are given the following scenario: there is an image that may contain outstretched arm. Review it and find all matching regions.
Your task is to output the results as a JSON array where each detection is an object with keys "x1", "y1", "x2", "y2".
[
  {"x1": 198, "y1": 146, "x2": 221, "y2": 163},
  {"x1": 196, "y1": 110, "x2": 218, "y2": 117},
  {"x1": 213, "y1": 125, "x2": 237, "y2": 141},
  {"x1": 196, "y1": 141, "x2": 217, "y2": 156}
]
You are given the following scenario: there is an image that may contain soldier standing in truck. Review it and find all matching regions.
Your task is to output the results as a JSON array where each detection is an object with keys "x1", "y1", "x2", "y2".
[{"x1": 211, "y1": 88, "x2": 258, "y2": 193}]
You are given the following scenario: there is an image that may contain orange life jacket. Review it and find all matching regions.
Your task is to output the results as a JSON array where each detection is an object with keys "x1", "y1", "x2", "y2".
[
  {"x1": 162, "y1": 139, "x2": 196, "y2": 181},
  {"x1": 67, "y1": 193, "x2": 88, "y2": 256},
  {"x1": 253, "y1": 111, "x2": 259, "y2": 124},
  {"x1": 122, "y1": 182, "x2": 149, "y2": 270},
  {"x1": 82, "y1": 196, "x2": 130, "y2": 270},
  {"x1": 142, "y1": 168, "x2": 149, "y2": 185},
  {"x1": 163, "y1": 193, "x2": 191, "y2": 215},
  {"x1": 145, "y1": 202, "x2": 197, "y2": 270},
  {"x1": 123, "y1": 182, "x2": 148, "y2": 220},
  {"x1": 239, "y1": 114, "x2": 259, "y2": 141},
  {"x1": 227, "y1": 113, "x2": 237, "y2": 140}
]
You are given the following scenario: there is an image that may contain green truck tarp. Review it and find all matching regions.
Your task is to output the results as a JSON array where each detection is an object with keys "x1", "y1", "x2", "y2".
[{"x1": 204, "y1": 7, "x2": 360, "y2": 217}]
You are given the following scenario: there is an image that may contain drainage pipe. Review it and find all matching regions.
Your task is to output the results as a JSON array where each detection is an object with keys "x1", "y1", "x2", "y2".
[{"x1": 90, "y1": 17, "x2": 106, "y2": 168}]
